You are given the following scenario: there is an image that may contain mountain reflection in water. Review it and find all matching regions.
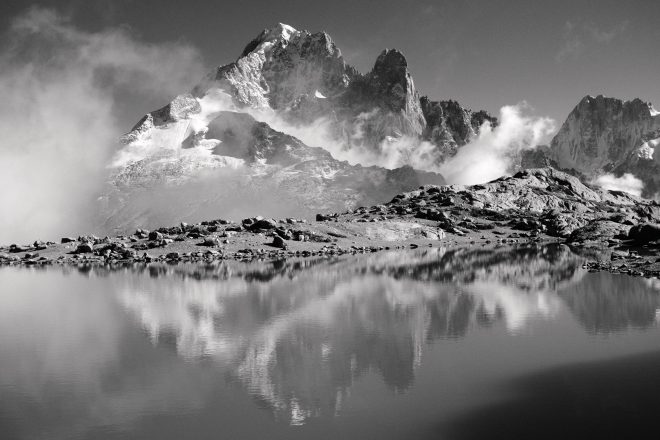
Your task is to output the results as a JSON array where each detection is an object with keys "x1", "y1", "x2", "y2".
[
  {"x1": 2, "y1": 244, "x2": 660, "y2": 439},
  {"x1": 111, "y1": 245, "x2": 660, "y2": 424}
]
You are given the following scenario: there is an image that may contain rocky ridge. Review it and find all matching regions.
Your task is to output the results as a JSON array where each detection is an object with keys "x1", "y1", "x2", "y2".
[{"x1": 7, "y1": 168, "x2": 660, "y2": 277}]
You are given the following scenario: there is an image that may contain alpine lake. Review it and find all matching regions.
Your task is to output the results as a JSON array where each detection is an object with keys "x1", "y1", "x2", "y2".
[{"x1": 2, "y1": 244, "x2": 660, "y2": 440}]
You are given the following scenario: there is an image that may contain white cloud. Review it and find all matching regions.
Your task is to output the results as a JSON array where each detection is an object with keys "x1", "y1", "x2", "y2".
[
  {"x1": 592, "y1": 173, "x2": 644, "y2": 197},
  {"x1": 0, "y1": 7, "x2": 205, "y2": 243},
  {"x1": 247, "y1": 101, "x2": 555, "y2": 186},
  {"x1": 438, "y1": 103, "x2": 556, "y2": 185}
]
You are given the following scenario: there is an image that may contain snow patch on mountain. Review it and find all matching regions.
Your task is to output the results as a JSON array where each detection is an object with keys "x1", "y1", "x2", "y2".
[
  {"x1": 250, "y1": 23, "x2": 298, "y2": 56},
  {"x1": 112, "y1": 89, "x2": 238, "y2": 168}
]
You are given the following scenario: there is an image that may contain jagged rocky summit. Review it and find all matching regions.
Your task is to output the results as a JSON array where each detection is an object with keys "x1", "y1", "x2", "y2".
[
  {"x1": 523, "y1": 95, "x2": 660, "y2": 197},
  {"x1": 104, "y1": 23, "x2": 497, "y2": 232},
  {"x1": 195, "y1": 23, "x2": 496, "y2": 156}
]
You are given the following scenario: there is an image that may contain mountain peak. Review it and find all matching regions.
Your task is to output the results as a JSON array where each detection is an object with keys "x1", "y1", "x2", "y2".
[
  {"x1": 266, "y1": 23, "x2": 297, "y2": 41},
  {"x1": 574, "y1": 95, "x2": 658, "y2": 118},
  {"x1": 240, "y1": 23, "x2": 299, "y2": 57},
  {"x1": 374, "y1": 48, "x2": 408, "y2": 71}
]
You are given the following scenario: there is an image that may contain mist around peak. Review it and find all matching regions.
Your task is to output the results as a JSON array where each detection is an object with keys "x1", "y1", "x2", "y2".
[{"x1": 0, "y1": 7, "x2": 206, "y2": 243}]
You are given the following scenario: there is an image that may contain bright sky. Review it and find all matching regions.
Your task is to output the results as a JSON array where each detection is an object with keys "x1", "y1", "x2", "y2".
[{"x1": 2, "y1": 0, "x2": 659, "y2": 128}]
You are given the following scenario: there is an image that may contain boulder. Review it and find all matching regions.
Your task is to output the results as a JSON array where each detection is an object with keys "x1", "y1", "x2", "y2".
[
  {"x1": 272, "y1": 236, "x2": 287, "y2": 249},
  {"x1": 628, "y1": 223, "x2": 660, "y2": 243},
  {"x1": 243, "y1": 216, "x2": 277, "y2": 231},
  {"x1": 33, "y1": 241, "x2": 48, "y2": 250},
  {"x1": 9, "y1": 244, "x2": 28, "y2": 253},
  {"x1": 75, "y1": 243, "x2": 94, "y2": 254},
  {"x1": 148, "y1": 231, "x2": 163, "y2": 241}
]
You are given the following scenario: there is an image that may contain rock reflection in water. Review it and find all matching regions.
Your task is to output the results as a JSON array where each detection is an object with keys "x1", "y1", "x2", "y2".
[
  {"x1": 113, "y1": 244, "x2": 660, "y2": 425},
  {"x1": 559, "y1": 273, "x2": 660, "y2": 334}
]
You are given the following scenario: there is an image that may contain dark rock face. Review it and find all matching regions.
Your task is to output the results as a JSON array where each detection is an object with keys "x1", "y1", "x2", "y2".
[
  {"x1": 550, "y1": 96, "x2": 659, "y2": 173},
  {"x1": 522, "y1": 95, "x2": 660, "y2": 197},
  {"x1": 421, "y1": 98, "x2": 498, "y2": 161},
  {"x1": 328, "y1": 48, "x2": 428, "y2": 148},
  {"x1": 628, "y1": 223, "x2": 660, "y2": 244},
  {"x1": 520, "y1": 146, "x2": 560, "y2": 169},
  {"x1": 369, "y1": 49, "x2": 414, "y2": 112}
]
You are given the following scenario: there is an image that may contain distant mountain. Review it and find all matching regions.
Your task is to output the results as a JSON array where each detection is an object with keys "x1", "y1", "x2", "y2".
[
  {"x1": 522, "y1": 95, "x2": 660, "y2": 196},
  {"x1": 196, "y1": 24, "x2": 497, "y2": 155},
  {"x1": 104, "y1": 106, "x2": 443, "y2": 231},
  {"x1": 102, "y1": 23, "x2": 496, "y2": 231}
]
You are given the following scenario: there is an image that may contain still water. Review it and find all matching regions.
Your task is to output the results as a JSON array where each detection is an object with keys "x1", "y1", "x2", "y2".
[{"x1": 1, "y1": 245, "x2": 660, "y2": 440}]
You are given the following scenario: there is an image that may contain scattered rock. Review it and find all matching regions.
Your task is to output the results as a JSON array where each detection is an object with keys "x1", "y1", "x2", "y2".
[
  {"x1": 75, "y1": 243, "x2": 94, "y2": 254},
  {"x1": 148, "y1": 231, "x2": 163, "y2": 241},
  {"x1": 272, "y1": 236, "x2": 287, "y2": 249},
  {"x1": 199, "y1": 236, "x2": 221, "y2": 247},
  {"x1": 243, "y1": 216, "x2": 277, "y2": 231},
  {"x1": 9, "y1": 244, "x2": 28, "y2": 253}
]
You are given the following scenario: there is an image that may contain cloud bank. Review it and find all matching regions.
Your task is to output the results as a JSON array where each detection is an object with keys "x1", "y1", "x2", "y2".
[
  {"x1": 249, "y1": 103, "x2": 555, "y2": 186},
  {"x1": 0, "y1": 7, "x2": 205, "y2": 243},
  {"x1": 593, "y1": 173, "x2": 644, "y2": 197},
  {"x1": 439, "y1": 104, "x2": 556, "y2": 185}
]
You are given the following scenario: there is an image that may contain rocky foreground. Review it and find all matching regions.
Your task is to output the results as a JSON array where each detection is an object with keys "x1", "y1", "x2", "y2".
[{"x1": 3, "y1": 168, "x2": 660, "y2": 276}]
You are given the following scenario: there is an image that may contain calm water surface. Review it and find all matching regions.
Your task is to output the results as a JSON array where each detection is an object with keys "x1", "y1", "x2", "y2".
[{"x1": 1, "y1": 245, "x2": 660, "y2": 440}]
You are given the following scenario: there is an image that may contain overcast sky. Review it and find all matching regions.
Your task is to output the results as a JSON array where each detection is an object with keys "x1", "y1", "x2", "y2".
[{"x1": 2, "y1": 0, "x2": 659, "y2": 128}]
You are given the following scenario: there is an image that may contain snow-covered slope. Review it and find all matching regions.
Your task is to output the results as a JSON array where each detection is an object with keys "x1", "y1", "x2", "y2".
[{"x1": 102, "y1": 87, "x2": 443, "y2": 231}]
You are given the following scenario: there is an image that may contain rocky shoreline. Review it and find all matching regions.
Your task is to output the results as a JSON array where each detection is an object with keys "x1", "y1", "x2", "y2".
[
  {"x1": 2, "y1": 168, "x2": 660, "y2": 277},
  {"x1": 0, "y1": 212, "x2": 559, "y2": 268}
]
